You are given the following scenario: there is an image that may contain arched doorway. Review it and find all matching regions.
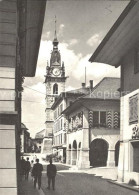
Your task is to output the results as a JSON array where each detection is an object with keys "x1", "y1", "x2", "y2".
[
  {"x1": 90, "y1": 139, "x2": 108, "y2": 167},
  {"x1": 72, "y1": 140, "x2": 77, "y2": 165},
  {"x1": 115, "y1": 141, "x2": 120, "y2": 166}
]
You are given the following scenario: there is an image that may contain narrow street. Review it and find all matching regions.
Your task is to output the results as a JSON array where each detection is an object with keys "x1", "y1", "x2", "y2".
[{"x1": 41, "y1": 164, "x2": 138, "y2": 195}]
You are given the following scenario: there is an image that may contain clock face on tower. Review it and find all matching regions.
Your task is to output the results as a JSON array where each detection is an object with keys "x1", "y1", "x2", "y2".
[{"x1": 52, "y1": 68, "x2": 60, "y2": 76}]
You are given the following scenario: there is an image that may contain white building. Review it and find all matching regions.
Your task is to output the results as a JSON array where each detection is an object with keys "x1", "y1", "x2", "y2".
[
  {"x1": 63, "y1": 78, "x2": 120, "y2": 169},
  {"x1": 51, "y1": 84, "x2": 90, "y2": 162}
]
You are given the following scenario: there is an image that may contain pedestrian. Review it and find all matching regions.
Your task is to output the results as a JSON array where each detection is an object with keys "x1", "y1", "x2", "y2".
[
  {"x1": 32, "y1": 158, "x2": 43, "y2": 190},
  {"x1": 30, "y1": 160, "x2": 34, "y2": 180},
  {"x1": 20, "y1": 157, "x2": 26, "y2": 179},
  {"x1": 24, "y1": 157, "x2": 31, "y2": 180},
  {"x1": 47, "y1": 159, "x2": 57, "y2": 190}
]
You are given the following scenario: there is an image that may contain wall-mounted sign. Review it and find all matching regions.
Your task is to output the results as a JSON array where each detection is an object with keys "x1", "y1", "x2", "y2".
[{"x1": 132, "y1": 125, "x2": 139, "y2": 139}]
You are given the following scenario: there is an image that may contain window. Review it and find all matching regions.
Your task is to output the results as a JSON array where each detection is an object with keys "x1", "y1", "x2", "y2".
[
  {"x1": 54, "y1": 110, "x2": 57, "y2": 119},
  {"x1": 134, "y1": 48, "x2": 139, "y2": 74},
  {"x1": 61, "y1": 134, "x2": 62, "y2": 144},
  {"x1": 93, "y1": 111, "x2": 99, "y2": 127},
  {"x1": 64, "y1": 133, "x2": 66, "y2": 144},
  {"x1": 92, "y1": 111, "x2": 106, "y2": 127},
  {"x1": 53, "y1": 83, "x2": 58, "y2": 94},
  {"x1": 100, "y1": 112, "x2": 106, "y2": 127},
  {"x1": 61, "y1": 118, "x2": 63, "y2": 129},
  {"x1": 59, "y1": 104, "x2": 63, "y2": 115}
]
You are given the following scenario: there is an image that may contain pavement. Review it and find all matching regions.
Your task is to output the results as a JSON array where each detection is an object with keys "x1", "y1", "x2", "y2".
[
  {"x1": 19, "y1": 163, "x2": 139, "y2": 195},
  {"x1": 19, "y1": 175, "x2": 45, "y2": 195}
]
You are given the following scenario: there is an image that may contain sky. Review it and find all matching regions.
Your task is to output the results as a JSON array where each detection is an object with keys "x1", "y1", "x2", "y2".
[{"x1": 22, "y1": 0, "x2": 129, "y2": 138}]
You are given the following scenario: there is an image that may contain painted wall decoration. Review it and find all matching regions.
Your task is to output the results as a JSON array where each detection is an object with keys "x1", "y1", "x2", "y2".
[
  {"x1": 129, "y1": 94, "x2": 138, "y2": 124},
  {"x1": 107, "y1": 111, "x2": 112, "y2": 128},
  {"x1": 68, "y1": 112, "x2": 83, "y2": 132},
  {"x1": 89, "y1": 110, "x2": 93, "y2": 128},
  {"x1": 114, "y1": 111, "x2": 120, "y2": 129}
]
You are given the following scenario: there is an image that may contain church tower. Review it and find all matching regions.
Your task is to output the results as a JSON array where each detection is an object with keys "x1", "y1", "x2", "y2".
[{"x1": 42, "y1": 17, "x2": 67, "y2": 154}]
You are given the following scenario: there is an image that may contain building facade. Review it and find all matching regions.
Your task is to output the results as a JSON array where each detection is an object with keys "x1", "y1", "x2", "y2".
[
  {"x1": 51, "y1": 84, "x2": 90, "y2": 162},
  {"x1": 34, "y1": 129, "x2": 45, "y2": 153},
  {"x1": 89, "y1": 1, "x2": 139, "y2": 185},
  {"x1": 0, "y1": 1, "x2": 46, "y2": 194},
  {"x1": 20, "y1": 123, "x2": 30, "y2": 153},
  {"x1": 43, "y1": 22, "x2": 67, "y2": 155},
  {"x1": 63, "y1": 78, "x2": 120, "y2": 169}
]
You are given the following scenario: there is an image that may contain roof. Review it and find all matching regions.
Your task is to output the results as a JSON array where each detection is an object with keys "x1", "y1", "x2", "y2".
[
  {"x1": 19, "y1": 0, "x2": 47, "y2": 77},
  {"x1": 66, "y1": 87, "x2": 89, "y2": 94},
  {"x1": 51, "y1": 87, "x2": 90, "y2": 109},
  {"x1": 21, "y1": 123, "x2": 28, "y2": 130},
  {"x1": 35, "y1": 129, "x2": 45, "y2": 139},
  {"x1": 89, "y1": 1, "x2": 139, "y2": 67},
  {"x1": 84, "y1": 77, "x2": 120, "y2": 100},
  {"x1": 62, "y1": 77, "x2": 120, "y2": 115}
]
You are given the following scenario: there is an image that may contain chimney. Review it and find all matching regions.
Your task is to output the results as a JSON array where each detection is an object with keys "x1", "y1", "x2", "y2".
[
  {"x1": 82, "y1": 83, "x2": 86, "y2": 88},
  {"x1": 90, "y1": 80, "x2": 93, "y2": 92}
]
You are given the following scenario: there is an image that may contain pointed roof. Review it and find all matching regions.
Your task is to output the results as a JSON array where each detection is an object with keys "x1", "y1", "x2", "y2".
[{"x1": 53, "y1": 16, "x2": 59, "y2": 47}]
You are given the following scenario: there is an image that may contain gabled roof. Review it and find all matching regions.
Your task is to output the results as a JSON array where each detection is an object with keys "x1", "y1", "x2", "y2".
[
  {"x1": 62, "y1": 77, "x2": 120, "y2": 115},
  {"x1": 35, "y1": 129, "x2": 45, "y2": 139},
  {"x1": 89, "y1": 1, "x2": 138, "y2": 67},
  {"x1": 84, "y1": 77, "x2": 120, "y2": 100},
  {"x1": 51, "y1": 87, "x2": 90, "y2": 109}
]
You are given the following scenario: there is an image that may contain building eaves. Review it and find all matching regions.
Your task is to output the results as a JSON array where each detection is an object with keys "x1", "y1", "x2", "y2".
[
  {"x1": 19, "y1": 0, "x2": 47, "y2": 77},
  {"x1": 89, "y1": 1, "x2": 137, "y2": 67}
]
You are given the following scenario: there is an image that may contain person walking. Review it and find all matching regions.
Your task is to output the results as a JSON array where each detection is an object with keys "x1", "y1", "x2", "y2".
[
  {"x1": 47, "y1": 159, "x2": 57, "y2": 190},
  {"x1": 30, "y1": 160, "x2": 34, "y2": 181},
  {"x1": 25, "y1": 157, "x2": 31, "y2": 180},
  {"x1": 20, "y1": 157, "x2": 26, "y2": 179},
  {"x1": 32, "y1": 159, "x2": 43, "y2": 190}
]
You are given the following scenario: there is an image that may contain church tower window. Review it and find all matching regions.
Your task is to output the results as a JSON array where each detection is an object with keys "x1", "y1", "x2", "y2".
[{"x1": 53, "y1": 83, "x2": 58, "y2": 94}]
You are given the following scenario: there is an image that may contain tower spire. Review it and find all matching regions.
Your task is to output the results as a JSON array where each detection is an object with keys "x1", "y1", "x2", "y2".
[
  {"x1": 53, "y1": 15, "x2": 59, "y2": 48},
  {"x1": 54, "y1": 15, "x2": 57, "y2": 39}
]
